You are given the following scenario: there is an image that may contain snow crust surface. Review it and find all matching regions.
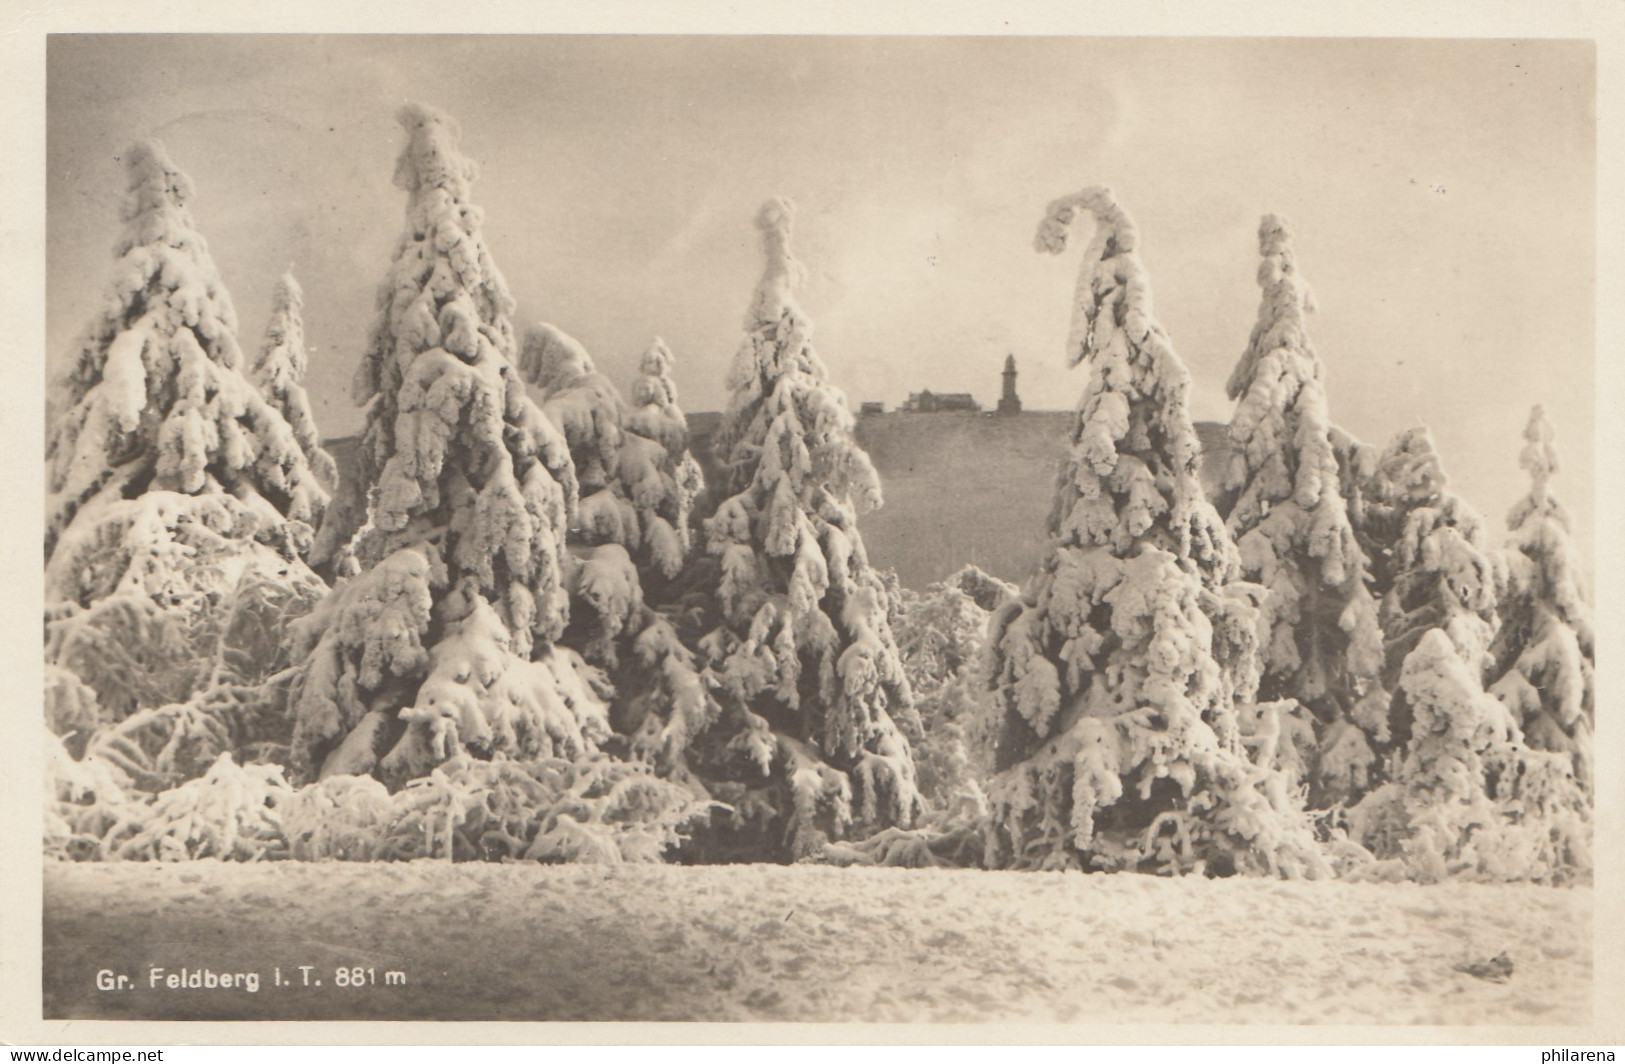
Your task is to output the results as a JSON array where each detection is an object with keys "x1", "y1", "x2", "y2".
[{"x1": 44, "y1": 862, "x2": 1588, "y2": 1024}]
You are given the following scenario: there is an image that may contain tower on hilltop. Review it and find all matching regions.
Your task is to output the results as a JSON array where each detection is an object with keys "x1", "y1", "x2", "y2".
[{"x1": 997, "y1": 353, "x2": 1022, "y2": 415}]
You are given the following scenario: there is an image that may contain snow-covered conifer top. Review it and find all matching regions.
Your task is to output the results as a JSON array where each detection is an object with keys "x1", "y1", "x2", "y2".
[
  {"x1": 631, "y1": 337, "x2": 682, "y2": 417},
  {"x1": 353, "y1": 101, "x2": 518, "y2": 418},
  {"x1": 342, "y1": 100, "x2": 574, "y2": 642},
  {"x1": 715, "y1": 196, "x2": 868, "y2": 509},
  {"x1": 1519, "y1": 404, "x2": 1558, "y2": 504},
  {"x1": 393, "y1": 104, "x2": 477, "y2": 200},
  {"x1": 1032, "y1": 184, "x2": 1229, "y2": 582},
  {"x1": 252, "y1": 268, "x2": 338, "y2": 491},
  {"x1": 745, "y1": 196, "x2": 808, "y2": 332},
  {"x1": 520, "y1": 321, "x2": 598, "y2": 393},
  {"x1": 1376, "y1": 426, "x2": 1449, "y2": 507},
  {"x1": 522, "y1": 322, "x2": 623, "y2": 493},
  {"x1": 1034, "y1": 185, "x2": 1141, "y2": 370},
  {"x1": 1501, "y1": 403, "x2": 1588, "y2": 637},
  {"x1": 115, "y1": 139, "x2": 238, "y2": 347},
  {"x1": 84, "y1": 138, "x2": 243, "y2": 391},
  {"x1": 627, "y1": 337, "x2": 691, "y2": 458},
  {"x1": 254, "y1": 271, "x2": 308, "y2": 383}
]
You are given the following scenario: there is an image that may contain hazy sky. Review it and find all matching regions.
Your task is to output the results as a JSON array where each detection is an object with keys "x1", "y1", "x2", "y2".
[{"x1": 46, "y1": 35, "x2": 1595, "y2": 562}]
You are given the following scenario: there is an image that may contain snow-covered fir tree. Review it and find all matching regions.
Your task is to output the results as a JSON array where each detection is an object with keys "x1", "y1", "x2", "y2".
[
  {"x1": 252, "y1": 268, "x2": 339, "y2": 492},
  {"x1": 1220, "y1": 215, "x2": 1387, "y2": 808},
  {"x1": 46, "y1": 142, "x2": 330, "y2": 559},
  {"x1": 692, "y1": 197, "x2": 923, "y2": 858},
  {"x1": 1488, "y1": 406, "x2": 1593, "y2": 790},
  {"x1": 1362, "y1": 427, "x2": 1497, "y2": 704},
  {"x1": 44, "y1": 139, "x2": 330, "y2": 788},
  {"x1": 286, "y1": 104, "x2": 606, "y2": 787},
  {"x1": 519, "y1": 324, "x2": 716, "y2": 789},
  {"x1": 1343, "y1": 423, "x2": 1590, "y2": 883},
  {"x1": 980, "y1": 186, "x2": 1326, "y2": 877}
]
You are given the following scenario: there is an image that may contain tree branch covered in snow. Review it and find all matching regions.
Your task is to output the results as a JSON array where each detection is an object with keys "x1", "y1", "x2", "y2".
[
  {"x1": 894, "y1": 566, "x2": 1014, "y2": 811},
  {"x1": 980, "y1": 187, "x2": 1325, "y2": 878},
  {"x1": 815, "y1": 566, "x2": 1019, "y2": 868},
  {"x1": 46, "y1": 739, "x2": 710, "y2": 866},
  {"x1": 522, "y1": 327, "x2": 706, "y2": 658},
  {"x1": 287, "y1": 104, "x2": 599, "y2": 786}
]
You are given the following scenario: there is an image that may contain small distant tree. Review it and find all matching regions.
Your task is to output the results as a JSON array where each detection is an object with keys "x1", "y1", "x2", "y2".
[
  {"x1": 1219, "y1": 215, "x2": 1387, "y2": 808},
  {"x1": 1488, "y1": 406, "x2": 1594, "y2": 791},
  {"x1": 286, "y1": 104, "x2": 605, "y2": 787},
  {"x1": 690, "y1": 197, "x2": 923, "y2": 859},
  {"x1": 44, "y1": 139, "x2": 328, "y2": 789},
  {"x1": 980, "y1": 186, "x2": 1325, "y2": 877},
  {"x1": 251, "y1": 268, "x2": 339, "y2": 492}
]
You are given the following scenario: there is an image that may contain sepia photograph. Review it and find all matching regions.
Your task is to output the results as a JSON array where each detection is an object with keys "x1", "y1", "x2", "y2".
[{"x1": 7, "y1": 12, "x2": 1620, "y2": 1046}]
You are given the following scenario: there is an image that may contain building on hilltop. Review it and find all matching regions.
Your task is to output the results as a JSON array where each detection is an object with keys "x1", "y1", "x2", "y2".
[
  {"x1": 997, "y1": 353, "x2": 1022, "y2": 415},
  {"x1": 878, "y1": 353, "x2": 1022, "y2": 416},
  {"x1": 901, "y1": 388, "x2": 980, "y2": 413}
]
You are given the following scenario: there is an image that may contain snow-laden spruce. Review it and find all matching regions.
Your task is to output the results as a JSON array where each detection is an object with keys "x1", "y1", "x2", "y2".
[
  {"x1": 286, "y1": 105, "x2": 606, "y2": 786},
  {"x1": 44, "y1": 140, "x2": 327, "y2": 793},
  {"x1": 1362, "y1": 427, "x2": 1497, "y2": 693},
  {"x1": 1488, "y1": 406, "x2": 1594, "y2": 790},
  {"x1": 519, "y1": 324, "x2": 714, "y2": 788},
  {"x1": 47, "y1": 142, "x2": 330, "y2": 561},
  {"x1": 980, "y1": 187, "x2": 1326, "y2": 876},
  {"x1": 1220, "y1": 216, "x2": 1387, "y2": 807},
  {"x1": 251, "y1": 269, "x2": 339, "y2": 492},
  {"x1": 1343, "y1": 424, "x2": 1590, "y2": 883},
  {"x1": 695, "y1": 197, "x2": 923, "y2": 858}
]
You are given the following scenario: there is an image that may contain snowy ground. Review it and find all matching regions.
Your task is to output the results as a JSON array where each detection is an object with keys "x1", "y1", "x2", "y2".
[{"x1": 43, "y1": 862, "x2": 1590, "y2": 1024}]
